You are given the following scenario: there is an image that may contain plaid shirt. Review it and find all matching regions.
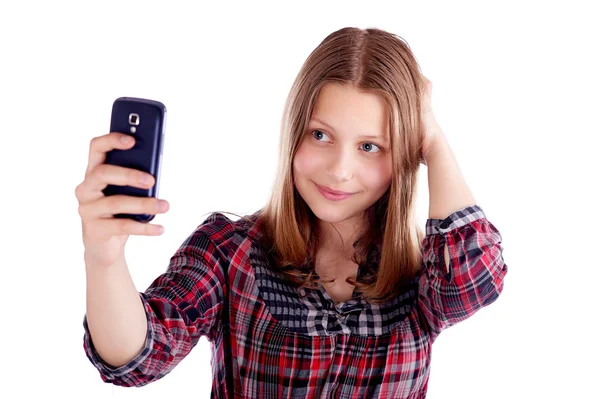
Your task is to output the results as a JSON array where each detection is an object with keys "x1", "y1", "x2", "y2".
[{"x1": 83, "y1": 204, "x2": 507, "y2": 398}]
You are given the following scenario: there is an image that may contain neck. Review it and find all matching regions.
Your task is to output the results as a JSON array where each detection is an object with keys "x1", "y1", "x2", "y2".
[{"x1": 316, "y1": 213, "x2": 366, "y2": 254}]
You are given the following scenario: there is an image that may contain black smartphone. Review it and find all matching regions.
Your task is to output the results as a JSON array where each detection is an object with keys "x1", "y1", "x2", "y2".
[{"x1": 102, "y1": 97, "x2": 167, "y2": 223}]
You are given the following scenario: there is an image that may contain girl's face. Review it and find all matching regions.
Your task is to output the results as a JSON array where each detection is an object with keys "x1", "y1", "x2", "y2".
[{"x1": 293, "y1": 82, "x2": 393, "y2": 226}]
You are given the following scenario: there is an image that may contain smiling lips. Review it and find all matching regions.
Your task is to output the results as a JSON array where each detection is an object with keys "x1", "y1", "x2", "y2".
[{"x1": 315, "y1": 183, "x2": 356, "y2": 201}]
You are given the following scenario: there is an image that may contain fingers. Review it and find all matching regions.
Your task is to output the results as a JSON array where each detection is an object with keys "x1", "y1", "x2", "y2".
[
  {"x1": 83, "y1": 217, "x2": 166, "y2": 238},
  {"x1": 75, "y1": 132, "x2": 169, "y2": 245},
  {"x1": 78, "y1": 195, "x2": 169, "y2": 220},
  {"x1": 75, "y1": 163, "x2": 156, "y2": 204},
  {"x1": 85, "y1": 132, "x2": 135, "y2": 179}
]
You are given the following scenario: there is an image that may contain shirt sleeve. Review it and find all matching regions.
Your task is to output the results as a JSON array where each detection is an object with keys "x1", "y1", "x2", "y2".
[
  {"x1": 417, "y1": 204, "x2": 507, "y2": 341},
  {"x1": 82, "y1": 213, "x2": 233, "y2": 387}
]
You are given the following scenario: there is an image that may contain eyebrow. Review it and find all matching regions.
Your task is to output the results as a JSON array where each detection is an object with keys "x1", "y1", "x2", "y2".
[{"x1": 311, "y1": 116, "x2": 388, "y2": 142}]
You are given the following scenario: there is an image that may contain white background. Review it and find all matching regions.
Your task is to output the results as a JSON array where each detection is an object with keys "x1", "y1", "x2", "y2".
[{"x1": 1, "y1": 0, "x2": 598, "y2": 398}]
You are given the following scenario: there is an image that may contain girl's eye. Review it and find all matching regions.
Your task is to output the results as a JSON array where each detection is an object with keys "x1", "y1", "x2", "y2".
[
  {"x1": 312, "y1": 129, "x2": 330, "y2": 141},
  {"x1": 361, "y1": 142, "x2": 381, "y2": 153}
]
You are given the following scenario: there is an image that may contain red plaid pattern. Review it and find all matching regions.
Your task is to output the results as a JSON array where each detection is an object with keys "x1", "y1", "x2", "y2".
[{"x1": 83, "y1": 204, "x2": 507, "y2": 398}]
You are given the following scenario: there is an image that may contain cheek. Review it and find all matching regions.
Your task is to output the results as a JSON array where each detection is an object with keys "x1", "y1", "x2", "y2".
[
  {"x1": 360, "y1": 160, "x2": 393, "y2": 189},
  {"x1": 293, "y1": 144, "x2": 321, "y2": 176}
]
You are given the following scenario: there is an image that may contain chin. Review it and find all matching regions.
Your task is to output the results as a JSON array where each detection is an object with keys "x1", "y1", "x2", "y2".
[
  {"x1": 304, "y1": 197, "x2": 363, "y2": 224},
  {"x1": 310, "y1": 207, "x2": 355, "y2": 224}
]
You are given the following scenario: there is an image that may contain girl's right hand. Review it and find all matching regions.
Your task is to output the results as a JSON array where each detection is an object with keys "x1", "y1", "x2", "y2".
[{"x1": 75, "y1": 132, "x2": 170, "y2": 269}]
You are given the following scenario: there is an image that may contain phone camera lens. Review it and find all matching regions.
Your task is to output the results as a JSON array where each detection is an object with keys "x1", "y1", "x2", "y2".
[{"x1": 129, "y1": 113, "x2": 140, "y2": 125}]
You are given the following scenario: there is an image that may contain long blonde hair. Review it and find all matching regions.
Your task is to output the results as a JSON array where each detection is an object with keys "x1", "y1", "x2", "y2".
[{"x1": 244, "y1": 27, "x2": 429, "y2": 304}]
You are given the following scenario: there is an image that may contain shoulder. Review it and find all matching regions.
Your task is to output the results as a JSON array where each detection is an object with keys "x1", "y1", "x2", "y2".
[{"x1": 193, "y1": 210, "x2": 265, "y2": 255}]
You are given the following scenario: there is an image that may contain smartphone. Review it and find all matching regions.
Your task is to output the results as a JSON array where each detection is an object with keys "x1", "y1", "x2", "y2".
[{"x1": 102, "y1": 97, "x2": 167, "y2": 223}]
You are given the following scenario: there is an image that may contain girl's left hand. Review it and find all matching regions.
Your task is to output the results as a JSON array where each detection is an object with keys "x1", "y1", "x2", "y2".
[{"x1": 419, "y1": 75, "x2": 443, "y2": 165}]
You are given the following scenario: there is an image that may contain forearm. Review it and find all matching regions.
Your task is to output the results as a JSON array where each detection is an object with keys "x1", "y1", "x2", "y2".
[
  {"x1": 426, "y1": 133, "x2": 477, "y2": 220},
  {"x1": 85, "y1": 256, "x2": 148, "y2": 368}
]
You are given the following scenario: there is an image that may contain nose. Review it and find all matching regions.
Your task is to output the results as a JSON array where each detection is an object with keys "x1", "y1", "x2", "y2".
[{"x1": 326, "y1": 146, "x2": 354, "y2": 182}]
